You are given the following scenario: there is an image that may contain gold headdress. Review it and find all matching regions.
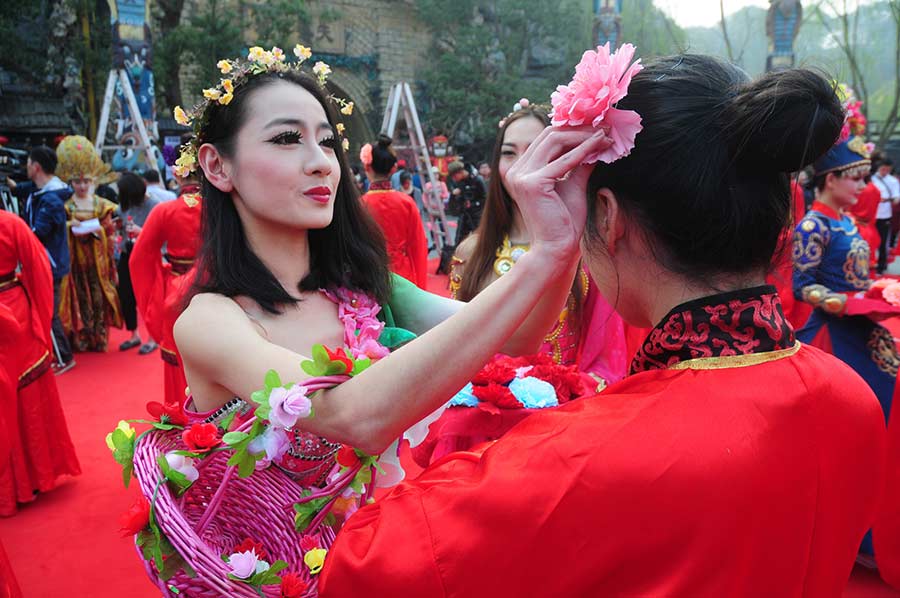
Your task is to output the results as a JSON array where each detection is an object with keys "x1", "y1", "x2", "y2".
[
  {"x1": 172, "y1": 45, "x2": 353, "y2": 178},
  {"x1": 55, "y1": 135, "x2": 115, "y2": 184}
]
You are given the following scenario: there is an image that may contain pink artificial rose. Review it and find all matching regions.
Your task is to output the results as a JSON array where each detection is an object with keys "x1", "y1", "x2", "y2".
[
  {"x1": 268, "y1": 386, "x2": 312, "y2": 429},
  {"x1": 165, "y1": 452, "x2": 199, "y2": 482},
  {"x1": 359, "y1": 144, "x2": 373, "y2": 167},
  {"x1": 247, "y1": 425, "x2": 290, "y2": 463},
  {"x1": 349, "y1": 320, "x2": 389, "y2": 360},
  {"x1": 550, "y1": 42, "x2": 644, "y2": 164},
  {"x1": 227, "y1": 550, "x2": 259, "y2": 579}
]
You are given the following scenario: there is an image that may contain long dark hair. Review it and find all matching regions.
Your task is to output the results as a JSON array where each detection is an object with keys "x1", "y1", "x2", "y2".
[
  {"x1": 586, "y1": 55, "x2": 843, "y2": 281},
  {"x1": 456, "y1": 107, "x2": 586, "y2": 318},
  {"x1": 187, "y1": 69, "x2": 391, "y2": 313}
]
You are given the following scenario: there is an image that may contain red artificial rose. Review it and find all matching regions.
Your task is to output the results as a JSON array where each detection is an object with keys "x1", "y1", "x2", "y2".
[
  {"x1": 280, "y1": 572, "x2": 308, "y2": 598},
  {"x1": 530, "y1": 364, "x2": 585, "y2": 403},
  {"x1": 325, "y1": 346, "x2": 354, "y2": 374},
  {"x1": 146, "y1": 401, "x2": 188, "y2": 426},
  {"x1": 233, "y1": 537, "x2": 268, "y2": 560},
  {"x1": 472, "y1": 383, "x2": 520, "y2": 408},
  {"x1": 472, "y1": 360, "x2": 516, "y2": 387},
  {"x1": 181, "y1": 423, "x2": 221, "y2": 453},
  {"x1": 299, "y1": 534, "x2": 320, "y2": 552},
  {"x1": 336, "y1": 445, "x2": 360, "y2": 468},
  {"x1": 118, "y1": 497, "x2": 151, "y2": 536}
]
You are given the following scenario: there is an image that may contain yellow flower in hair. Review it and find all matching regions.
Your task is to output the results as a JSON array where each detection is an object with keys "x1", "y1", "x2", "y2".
[
  {"x1": 173, "y1": 106, "x2": 191, "y2": 127},
  {"x1": 248, "y1": 46, "x2": 267, "y2": 62},
  {"x1": 294, "y1": 44, "x2": 312, "y2": 61},
  {"x1": 341, "y1": 138, "x2": 350, "y2": 152},
  {"x1": 336, "y1": 123, "x2": 345, "y2": 135},
  {"x1": 312, "y1": 61, "x2": 331, "y2": 81},
  {"x1": 221, "y1": 79, "x2": 234, "y2": 94},
  {"x1": 271, "y1": 47, "x2": 285, "y2": 62},
  {"x1": 219, "y1": 92, "x2": 234, "y2": 106},
  {"x1": 340, "y1": 101, "x2": 354, "y2": 116},
  {"x1": 203, "y1": 88, "x2": 222, "y2": 101},
  {"x1": 217, "y1": 59, "x2": 233, "y2": 74},
  {"x1": 174, "y1": 151, "x2": 196, "y2": 178}
]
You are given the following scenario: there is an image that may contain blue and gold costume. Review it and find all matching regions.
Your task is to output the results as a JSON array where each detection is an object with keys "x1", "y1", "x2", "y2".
[{"x1": 792, "y1": 136, "x2": 894, "y2": 559}]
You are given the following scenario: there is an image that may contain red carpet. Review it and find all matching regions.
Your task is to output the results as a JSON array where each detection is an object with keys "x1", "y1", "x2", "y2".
[{"x1": 0, "y1": 260, "x2": 897, "y2": 596}]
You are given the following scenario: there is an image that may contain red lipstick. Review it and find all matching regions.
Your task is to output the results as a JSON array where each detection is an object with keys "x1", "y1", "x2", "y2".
[{"x1": 304, "y1": 186, "x2": 332, "y2": 204}]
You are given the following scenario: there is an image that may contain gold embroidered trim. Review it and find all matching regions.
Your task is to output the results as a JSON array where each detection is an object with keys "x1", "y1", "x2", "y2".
[{"x1": 667, "y1": 342, "x2": 802, "y2": 371}]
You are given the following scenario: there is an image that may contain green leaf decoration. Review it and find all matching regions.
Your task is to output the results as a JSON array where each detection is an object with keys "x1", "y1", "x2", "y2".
[
  {"x1": 222, "y1": 431, "x2": 250, "y2": 445},
  {"x1": 350, "y1": 357, "x2": 371, "y2": 377},
  {"x1": 219, "y1": 410, "x2": 237, "y2": 431},
  {"x1": 293, "y1": 497, "x2": 331, "y2": 532},
  {"x1": 152, "y1": 422, "x2": 179, "y2": 431},
  {"x1": 301, "y1": 360, "x2": 323, "y2": 376},
  {"x1": 156, "y1": 455, "x2": 193, "y2": 496},
  {"x1": 264, "y1": 370, "x2": 282, "y2": 391},
  {"x1": 250, "y1": 389, "x2": 268, "y2": 407},
  {"x1": 378, "y1": 326, "x2": 417, "y2": 349},
  {"x1": 311, "y1": 344, "x2": 330, "y2": 365}
]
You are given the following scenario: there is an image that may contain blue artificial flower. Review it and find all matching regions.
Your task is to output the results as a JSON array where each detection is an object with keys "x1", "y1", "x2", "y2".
[
  {"x1": 449, "y1": 382, "x2": 480, "y2": 407},
  {"x1": 509, "y1": 376, "x2": 558, "y2": 409}
]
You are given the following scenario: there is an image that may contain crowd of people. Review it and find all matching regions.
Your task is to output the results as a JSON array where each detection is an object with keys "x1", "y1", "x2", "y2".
[{"x1": 1, "y1": 40, "x2": 900, "y2": 598}]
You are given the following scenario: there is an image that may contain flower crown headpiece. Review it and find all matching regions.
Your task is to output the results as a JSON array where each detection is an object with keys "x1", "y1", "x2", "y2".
[
  {"x1": 550, "y1": 42, "x2": 643, "y2": 164},
  {"x1": 497, "y1": 98, "x2": 552, "y2": 129},
  {"x1": 172, "y1": 45, "x2": 354, "y2": 178}
]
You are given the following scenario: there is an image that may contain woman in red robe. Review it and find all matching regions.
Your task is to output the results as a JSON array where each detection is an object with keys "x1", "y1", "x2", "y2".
[
  {"x1": 0, "y1": 211, "x2": 80, "y2": 516},
  {"x1": 129, "y1": 186, "x2": 202, "y2": 407},
  {"x1": 319, "y1": 57, "x2": 885, "y2": 597},
  {"x1": 359, "y1": 135, "x2": 429, "y2": 288}
]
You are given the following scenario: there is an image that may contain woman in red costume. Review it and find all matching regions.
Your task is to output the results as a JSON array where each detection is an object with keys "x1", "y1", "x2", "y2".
[
  {"x1": 0, "y1": 306, "x2": 23, "y2": 597},
  {"x1": 129, "y1": 175, "x2": 202, "y2": 407},
  {"x1": 358, "y1": 135, "x2": 429, "y2": 288},
  {"x1": 0, "y1": 211, "x2": 80, "y2": 516},
  {"x1": 318, "y1": 53, "x2": 885, "y2": 597},
  {"x1": 852, "y1": 176, "x2": 883, "y2": 270}
]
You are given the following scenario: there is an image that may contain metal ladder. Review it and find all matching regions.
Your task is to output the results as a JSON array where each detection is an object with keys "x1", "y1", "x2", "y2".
[
  {"x1": 93, "y1": 69, "x2": 161, "y2": 178},
  {"x1": 380, "y1": 82, "x2": 454, "y2": 253}
]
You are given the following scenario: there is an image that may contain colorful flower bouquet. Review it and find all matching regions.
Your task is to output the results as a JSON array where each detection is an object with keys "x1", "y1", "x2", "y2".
[
  {"x1": 841, "y1": 279, "x2": 900, "y2": 318},
  {"x1": 106, "y1": 345, "x2": 385, "y2": 597},
  {"x1": 411, "y1": 354, "x2": 593, "y2": 468}
]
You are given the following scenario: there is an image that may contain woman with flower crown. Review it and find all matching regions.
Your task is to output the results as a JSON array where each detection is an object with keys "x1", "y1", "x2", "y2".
[
  {"x1": 450, "y1": 99, "x2": 627, "y2": 384},
  {"x1": 152, "y1": 46, "x2": 606, "y2": 593},
  {"x1": 318, "y1": 49, "x2": 885, "y2": 596},
  {"x1": 56, "y1": 135, "x2": 123, "y2": 352}
]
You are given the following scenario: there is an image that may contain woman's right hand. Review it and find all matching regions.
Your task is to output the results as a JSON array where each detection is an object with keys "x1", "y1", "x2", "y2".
[{"x1": 503, "y1": 127, "x2": 612, "y2": 258}]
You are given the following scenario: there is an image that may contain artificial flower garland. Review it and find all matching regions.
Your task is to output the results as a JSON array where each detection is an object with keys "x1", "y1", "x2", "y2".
[{"x1": 172, "y1": 43, "x2": 354, "y2": 178}]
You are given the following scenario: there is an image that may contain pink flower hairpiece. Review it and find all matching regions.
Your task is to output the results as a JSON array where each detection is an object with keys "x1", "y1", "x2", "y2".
[
  {"x1": 550, "y1": 43, "x2": 644, "y2": 164},
  {"x1": 359, "y1": 143, "x2": 373, "y2": 167},
  {"x1": 498, "y1": 98, "x2": 532, "y2": 128}
]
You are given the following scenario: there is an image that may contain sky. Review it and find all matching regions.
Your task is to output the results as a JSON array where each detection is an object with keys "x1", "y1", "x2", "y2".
[{"x1": 656, "y1": 0, "x2": 771, "y2": 28}]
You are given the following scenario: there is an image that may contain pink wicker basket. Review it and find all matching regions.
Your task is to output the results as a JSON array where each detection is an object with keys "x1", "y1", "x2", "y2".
[{"x1": 132, "y1": 418, "x2": 365, "y2": 597}]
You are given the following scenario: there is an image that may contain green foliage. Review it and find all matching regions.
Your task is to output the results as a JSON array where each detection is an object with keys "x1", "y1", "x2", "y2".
[
  {"x1": 414, "y1": 0, "x2": 591, "y2": 152},
  {"x1": 227, "y1": 559, "x2": 288, "y2": 587},
  {"x1": 154, "y1": 0, "x2": 312, "y2": 111},
  {"x1": 293, "y1": 491, "x2": 336, "y2": 532},
  {"x1": 620, "y1": 0, "x2": 687, "y2": 58},
  {"x1": 0, "y1": 1, "x2": 45, "y2": 79}
]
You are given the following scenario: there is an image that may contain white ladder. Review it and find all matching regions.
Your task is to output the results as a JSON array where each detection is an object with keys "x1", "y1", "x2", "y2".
[
  {"x1": 381, "y1": 82, "x2": 454, "y2": 252},
  {"x1": 93, "y1": 69, "x2": 161, "y2": 178}
]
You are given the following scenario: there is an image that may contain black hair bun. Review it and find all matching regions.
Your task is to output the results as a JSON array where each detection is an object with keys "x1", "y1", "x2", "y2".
[
  {"x1": 723, "y1": 69, "x2": 844, "y2": 173},
  {"x1": 376, "y1": 134, "x2": 393, "y2": 149}
]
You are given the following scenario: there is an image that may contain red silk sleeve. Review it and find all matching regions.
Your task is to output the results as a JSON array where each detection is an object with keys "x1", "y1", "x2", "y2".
[
  {"x1": 13, "y1": 216, "x2": 53, "y2": 350},
  {"x1": 129, "y1": 203, "x2": 169, "y2": 341},
  {"x1": 408, "y1": 201, "x2": 429, "y2": 289}
]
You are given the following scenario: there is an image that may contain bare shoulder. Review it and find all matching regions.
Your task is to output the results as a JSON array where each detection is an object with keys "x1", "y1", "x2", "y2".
[
  {"x1": 454, "y1": 234, "x2": 479, "y2": 262},
  {"x1": 174, "y1": 293, "x2": 251, "y2": 347}
]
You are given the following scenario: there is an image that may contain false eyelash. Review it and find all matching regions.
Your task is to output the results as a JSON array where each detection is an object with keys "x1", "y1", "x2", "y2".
[
  {"x1": 319, "y1": 136, "x2": 338, "y2": 148},
  {"x1": 270, "y1": 130, "x2": 303, "y2": 144}
]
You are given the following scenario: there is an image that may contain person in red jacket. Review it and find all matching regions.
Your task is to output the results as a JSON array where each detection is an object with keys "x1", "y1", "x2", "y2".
[
  {"x1": 319, "y1": 56, "x2": 885, "y2": 597},
  {"x1": 129, "y1": 184, "x2": 202, "y2": 406},
  {"x1": 852, "y1": 178, "x2": 884, "y2": 270},
  {"x1": 359, "y1": 135, "x2": 428, "y2": 288},
  {"x1": 0, "y1": 211, "x2": 80, "y2": 516}
]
